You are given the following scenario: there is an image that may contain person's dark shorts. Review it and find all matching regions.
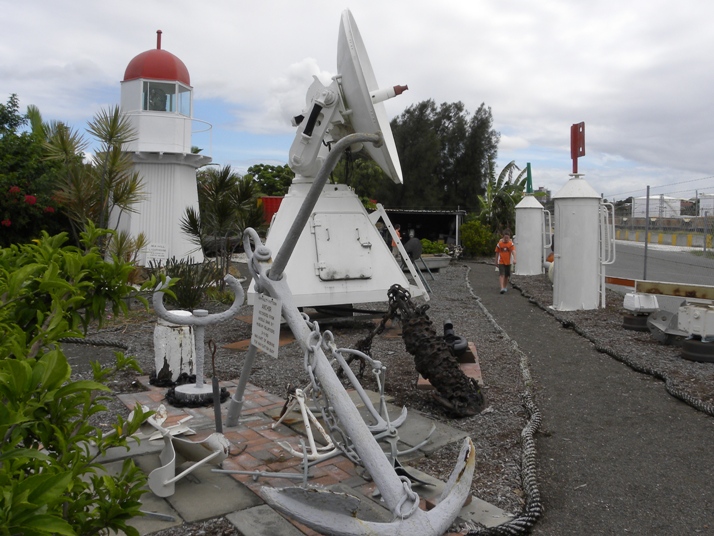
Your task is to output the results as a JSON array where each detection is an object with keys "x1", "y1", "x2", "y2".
[{"x1": 498, "y1": 264, "x2": 511, "y2": 277}]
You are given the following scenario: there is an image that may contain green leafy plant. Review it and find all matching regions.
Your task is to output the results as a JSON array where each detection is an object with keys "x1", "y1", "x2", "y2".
[
  {"x1": 420, "y1": 238, "x2": 449, "y2": 255},
  {"x1": 110, "y1": 229, "x2": 149, "y2": 285},
  {"x1": 205, "y1": 286, "x2": 237, "y2": 305},
  {"x1": 460, "y1": 218, "x2": 497, "y2": 257},
  {"x1": 0, "y1": 224, "x2": 163, "y2": 535},
  {"x1": 149, "y1": 256, "x2": 221, "y2": 310},
  {"x1": 0, "y1": 95, "x2": 70, "y2": 247},
  {"x1": 181, "y1": 165, "x2": 264, "y2": 290}
]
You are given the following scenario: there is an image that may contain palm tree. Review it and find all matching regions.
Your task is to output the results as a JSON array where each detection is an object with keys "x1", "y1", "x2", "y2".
[
  {"x1": 86, "y1": 106, "x2": 143, "y2": 231},
  {"x1": 477, "y1": 160, "x2": 527, "y2": 234},
  {"x1": 180, "y1": 165, "x2": 265, "y2": 287},
  {"x1": 44, "y1": 106, "x2": 146, "y2": 253}
]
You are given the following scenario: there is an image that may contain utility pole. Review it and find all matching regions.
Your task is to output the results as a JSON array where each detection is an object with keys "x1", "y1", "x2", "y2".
[
  {"x1": 644, "y1": 186, "x2": 650, "y2": 280},
  {"x1": 705, "y1": 211, "x2": 709, "y2": 254}
]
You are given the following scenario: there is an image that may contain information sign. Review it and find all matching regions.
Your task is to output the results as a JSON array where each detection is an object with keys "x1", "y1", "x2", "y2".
[{"x1": 251, "y1": 293, "x2": 282, "y2": 358}]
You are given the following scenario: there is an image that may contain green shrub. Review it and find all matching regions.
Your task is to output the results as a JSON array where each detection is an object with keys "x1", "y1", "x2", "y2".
[
  {"x1": 0, "y1": 223, "x2": 161, "y2": 535},
  {"x1": 149, "y1": 256, "x2": 221, "y2": 310},
  {"x1": 205, "y1": 286, "x2": 237, "y2": 305},
  {"x1": 420, "y1": 238, "x2": 449, "y2": 255},
  {"x1": 460, "y1": 219, "x2": 497, "y2": 257}
]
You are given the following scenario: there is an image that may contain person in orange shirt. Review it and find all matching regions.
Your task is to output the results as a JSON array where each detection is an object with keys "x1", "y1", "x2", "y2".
[
  {"x1": 494, "y1": 229, "x2": 516, "y2": 294},
  {"x1": 391, "y1": 224, "x2": 401, "y2": 259}
]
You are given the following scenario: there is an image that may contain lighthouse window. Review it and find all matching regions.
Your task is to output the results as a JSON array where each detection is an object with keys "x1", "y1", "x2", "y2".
[
  {"x1": 142, "y1": 81, "x2": 177, "y2": 112},
  {"x1": 178, "y1": 84, "x2": 191, "y2": 116}
]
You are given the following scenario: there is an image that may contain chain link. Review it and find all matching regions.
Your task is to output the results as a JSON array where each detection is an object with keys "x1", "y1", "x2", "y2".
[{"x1": 298, "y1": 318, "x2": 364, "y2": 466}]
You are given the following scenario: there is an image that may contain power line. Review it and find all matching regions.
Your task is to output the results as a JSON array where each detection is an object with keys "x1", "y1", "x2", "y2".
[{"x1": 607, "y1": 175, "x2": 714, "y2": 199}]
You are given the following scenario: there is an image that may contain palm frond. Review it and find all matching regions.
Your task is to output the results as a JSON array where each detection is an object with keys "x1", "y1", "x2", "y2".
[{"x1": 86, "y1": 105, "x2": 137, "y2": 148}]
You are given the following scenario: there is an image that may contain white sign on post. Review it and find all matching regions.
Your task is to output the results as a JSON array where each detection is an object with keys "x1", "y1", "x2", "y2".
[
  {"x1": 145, "y1": 243, "x2": 169, "y2": 267},
  {"x1": 251, "y1": 293, "x2": 282, "y2": 358}
]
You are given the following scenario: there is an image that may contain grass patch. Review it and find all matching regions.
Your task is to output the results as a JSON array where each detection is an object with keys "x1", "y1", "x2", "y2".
[{"x1": 690, "y1": 250, "x2": 714, "y2": 260}]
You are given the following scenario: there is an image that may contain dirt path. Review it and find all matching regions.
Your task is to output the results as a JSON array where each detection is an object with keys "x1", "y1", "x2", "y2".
[{"x1": 466, "y1": 262, "x2": 714, "y2": 535}]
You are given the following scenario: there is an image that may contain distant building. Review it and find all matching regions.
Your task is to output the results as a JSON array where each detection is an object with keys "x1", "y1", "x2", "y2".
[
  {"x1": 632, "y1": 195, "x2": 683, "y2": 218},
  {"x1": 535, "y1": 187, "x2": 551, "y2": 204},
  {"x1": 699, "y1": 193, "x2": 714, "y2": 217}
]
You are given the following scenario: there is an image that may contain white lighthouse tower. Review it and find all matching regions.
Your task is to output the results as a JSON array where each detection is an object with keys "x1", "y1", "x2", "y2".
[{"x1": 117, "y1": 30, "x2": 211, "y2": 266}]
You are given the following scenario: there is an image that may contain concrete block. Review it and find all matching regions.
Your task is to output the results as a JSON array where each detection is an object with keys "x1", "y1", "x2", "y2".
[
  {"x1": 133, "y1": 453, "x2": 263, "y2": 522},
  {"x1": 129, "y1": 492, "x2": 183, "y2": 534},
  {"x1": 154, "y1": 312, "x2": 196, "y2": 382},
  {"x1": 392, "y1": 409, "x2": 468, "y2": 456},
  {"x1": 226, "y1": 504, "x2": 304, "y2": 536}
]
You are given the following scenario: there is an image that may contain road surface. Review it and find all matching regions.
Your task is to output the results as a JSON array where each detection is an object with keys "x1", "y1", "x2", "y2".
[{"x1": 607, "y1": 240, "x2": 714, "y2": 286}]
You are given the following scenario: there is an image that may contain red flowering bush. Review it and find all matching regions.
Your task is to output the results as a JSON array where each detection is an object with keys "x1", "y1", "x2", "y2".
[
  {"x1": 1, "y1": 184, "x2": 64, "y2": 246},
  {"x1": 1, "y1": 95, "x2": 71, "y2": 246}
]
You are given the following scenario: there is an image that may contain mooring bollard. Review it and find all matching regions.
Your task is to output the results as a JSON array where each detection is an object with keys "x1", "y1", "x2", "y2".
[
  {"x1": 153, "y1": 310, "x2": 196, "y2": 383},
  {"x1": 153, "y1": 275, "x2": 245, "y2": 408}
]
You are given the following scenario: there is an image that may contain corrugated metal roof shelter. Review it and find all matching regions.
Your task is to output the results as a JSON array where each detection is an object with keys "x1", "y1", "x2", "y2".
[{"x1": 382, "y1": 208, "x2": 467, "y2": 245}]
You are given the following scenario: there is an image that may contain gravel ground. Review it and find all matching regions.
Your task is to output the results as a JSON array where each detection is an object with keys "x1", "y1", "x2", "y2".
[{"x1": 64, "y1": 260, "x2": 714, "y2": 535}]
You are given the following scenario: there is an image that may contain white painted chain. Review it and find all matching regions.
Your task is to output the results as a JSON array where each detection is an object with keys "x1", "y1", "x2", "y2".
[{"x1": 391, "y1": 476, "x2": 419, "y2": 520}]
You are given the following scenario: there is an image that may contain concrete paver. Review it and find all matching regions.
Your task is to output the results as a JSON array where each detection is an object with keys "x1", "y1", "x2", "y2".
[
  {"x1": 132, "y1": 451, "x2": 264, "y2": 522},
  {"x1": 226, "y1": 505, "x2": 305, "y2": 536}
]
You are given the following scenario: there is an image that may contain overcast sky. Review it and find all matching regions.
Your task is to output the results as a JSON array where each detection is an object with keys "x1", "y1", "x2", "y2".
[{"x1": 2, "y1": 0, "x2": 713, "y2": 202}]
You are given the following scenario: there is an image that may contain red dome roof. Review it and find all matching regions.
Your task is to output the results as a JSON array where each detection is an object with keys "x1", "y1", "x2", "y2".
[{"x1": 123, "y1": 31, "x2": 190, "y2": 85}]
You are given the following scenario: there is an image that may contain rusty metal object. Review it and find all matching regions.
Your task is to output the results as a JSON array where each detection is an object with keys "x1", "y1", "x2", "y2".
[
  {"x1": 635, "y1": 280, "x2": 714, "y2": 301},
  {"x1": 359, "y1": 284, "x2": 485, "y2": 417}
]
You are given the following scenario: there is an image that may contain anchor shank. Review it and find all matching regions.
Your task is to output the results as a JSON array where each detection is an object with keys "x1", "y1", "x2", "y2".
[{"x1": 252, "y1": 133, "x2": 415, "y2": 516}]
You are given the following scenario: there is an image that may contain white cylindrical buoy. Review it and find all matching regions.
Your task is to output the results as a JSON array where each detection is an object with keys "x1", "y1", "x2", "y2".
[
  {"x1": 552, "y1": 175, "x2": 600, "y2": 310},
  {"x1": 514, "y1": 194, "x2": 546, "y2": 275},
  {"x1": 153, "y1": 310, "x2": 196, "y2": 382}
]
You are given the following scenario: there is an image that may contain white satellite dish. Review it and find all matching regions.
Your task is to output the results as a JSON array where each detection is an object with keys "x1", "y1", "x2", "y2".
[
  {"x1": 337, "y1": 9, "x2": 405, "y2": 184},
  {"x1": 248, "y1": 9, "x2": 425, "y2": 309}
]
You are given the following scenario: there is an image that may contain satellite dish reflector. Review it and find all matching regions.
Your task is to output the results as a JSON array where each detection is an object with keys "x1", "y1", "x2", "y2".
[{"x1": 337, "y1": 9, "x2": 404, "y2": 184}]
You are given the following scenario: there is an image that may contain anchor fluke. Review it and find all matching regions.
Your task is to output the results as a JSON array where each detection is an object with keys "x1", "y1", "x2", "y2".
[{"x1": 262, "y1": 437, "x2": 475, "y2": 536}]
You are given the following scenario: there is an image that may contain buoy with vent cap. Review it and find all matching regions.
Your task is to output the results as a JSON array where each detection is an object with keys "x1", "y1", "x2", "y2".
[
  {"x1": 515, "y1": 194, "x2": 550, "y2": 275},
  {"x1": 514, "y1": 163, "x2": 552, "y2": 276},
  {"x1": 552, "y1": 174, "x2": 601, "y2": 310}
]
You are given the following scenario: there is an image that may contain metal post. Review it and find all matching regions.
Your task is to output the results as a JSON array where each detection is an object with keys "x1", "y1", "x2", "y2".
[
  {"x1": 644, "y1": 186, "x2": 650, "y2": 280},
  {"x1": 192, "y1": 310, "x2": 207, "y2": 388},
  {"x1": 225, "y1": 344, "x2": 258, "y2": 427},
  {"x1": 705, "y1": 211, "x2": 709, "y2": 254}
]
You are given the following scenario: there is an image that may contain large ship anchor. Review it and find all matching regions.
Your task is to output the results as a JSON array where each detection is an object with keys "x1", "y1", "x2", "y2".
[{"x1": 233, "y1": 134, "x2": 475, "y2": 536}]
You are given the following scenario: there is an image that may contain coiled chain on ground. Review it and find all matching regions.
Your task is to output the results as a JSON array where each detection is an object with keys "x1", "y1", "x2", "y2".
[{"x1": 463, "y1": 265, "x2": 544, "y2": 535}]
